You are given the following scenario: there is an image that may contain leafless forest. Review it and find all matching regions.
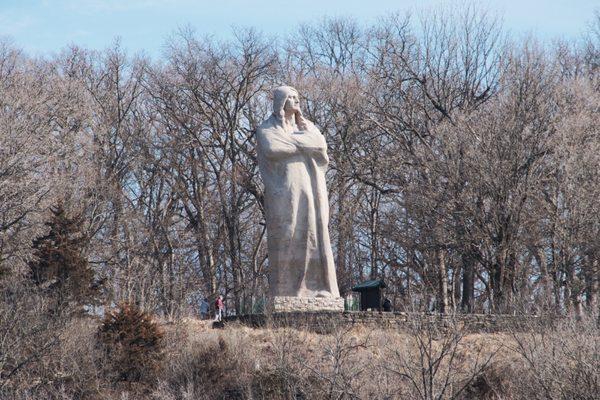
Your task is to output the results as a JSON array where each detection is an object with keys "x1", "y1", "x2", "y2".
[
  {"x1": 2, "y1": 9, "x2": 600, "y2": 313},
  {"x1": 1, "y1": 5, "x2": 600, "y2": 399},
  {"x1": 2, "y1": 7, "x2": 600, "y2": 317}
]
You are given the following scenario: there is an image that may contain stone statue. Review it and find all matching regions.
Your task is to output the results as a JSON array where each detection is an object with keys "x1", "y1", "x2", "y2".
[{"x1": 256, "y1": 86, "x2": 343, "y2": 311}]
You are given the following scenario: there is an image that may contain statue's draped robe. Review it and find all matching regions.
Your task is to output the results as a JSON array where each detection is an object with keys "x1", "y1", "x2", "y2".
[{"x1": 256, "y1": 115, "x2": 340, "y2": 298}]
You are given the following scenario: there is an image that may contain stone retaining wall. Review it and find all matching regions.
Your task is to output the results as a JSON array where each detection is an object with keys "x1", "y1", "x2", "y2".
[
  {"x1": 224, "y1": 311, "x2": 555, "y2": 334},
  {"x1": 269, "y1": 296, "x2": 345, "y2": 312}
]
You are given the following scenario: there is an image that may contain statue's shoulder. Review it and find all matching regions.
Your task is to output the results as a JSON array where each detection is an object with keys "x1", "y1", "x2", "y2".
[{"x1": 256, "y1": 116, "x2": 280, "y2": 137}]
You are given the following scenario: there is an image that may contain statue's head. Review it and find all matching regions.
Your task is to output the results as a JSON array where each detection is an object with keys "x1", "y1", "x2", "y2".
[{"x1": 272, "y1": 85, "x2": 300, "y2": 122}]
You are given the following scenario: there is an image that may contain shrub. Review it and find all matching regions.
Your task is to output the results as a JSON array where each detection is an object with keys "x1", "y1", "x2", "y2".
[
  {"x1": 97, "y1": 303, "x2": 164, "y2": 384},
  {"x1": 508, "y1": 316, "x2": 600, "y2": 400},
  {"x1": 0, "y1": 279, "x2": 64, "y2": 397},
  {"x1": 154, "y1": 327, "x2": 251, "y2": 400}
]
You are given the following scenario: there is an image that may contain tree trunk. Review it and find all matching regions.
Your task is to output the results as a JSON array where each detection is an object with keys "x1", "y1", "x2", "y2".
[
  {"x1": 335, "y1": 173, "x2": 350, "y2": 293},
  {"x1": 438, "y1": 249, "x2": 448, "y2": 314},
  {"x1": 491, "y1": 248, "x2": 507, "y2": 313},
  {"x1": 461, "y1": 252, "x2": 475, "y2": 313},
  {"x1": 369, "y1": 190, "x2": 380, "y2": 280},
  {"x1": 534, "y1": 248, "x2": 553, "y2": 313},
  {"x1": 584, "y1": 259, "x2": 598, "y2": 316}
]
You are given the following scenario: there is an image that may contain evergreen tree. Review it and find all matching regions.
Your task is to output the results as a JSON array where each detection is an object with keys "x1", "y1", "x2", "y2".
[
  {"x1": 29, "y1": 204, "x2": 98, "y2": 311},
  {"x1": 97, "y1": 302, "x2": 164, "y2": 383}
]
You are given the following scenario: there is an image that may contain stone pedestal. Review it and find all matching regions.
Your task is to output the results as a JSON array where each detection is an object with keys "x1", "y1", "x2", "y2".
[{"x1": 268, "y1": 296, "x2": 345, "y2": 312}]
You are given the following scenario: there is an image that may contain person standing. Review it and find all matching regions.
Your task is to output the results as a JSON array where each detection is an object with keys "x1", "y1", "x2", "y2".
[
  {"x1": 199, "y1": 297, "x2": 209, "y2": 320},
  {"x1": 214, "y1": 295, "x2": 225, "y2": 322},
  {"x1": 383, "y1": 298, "x2": 392, "y2": 312}
]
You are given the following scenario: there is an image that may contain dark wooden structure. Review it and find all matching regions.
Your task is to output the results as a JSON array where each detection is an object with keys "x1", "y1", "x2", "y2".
[{"x1": 352, "y1": 279, "x2": 386, "y2": 311}]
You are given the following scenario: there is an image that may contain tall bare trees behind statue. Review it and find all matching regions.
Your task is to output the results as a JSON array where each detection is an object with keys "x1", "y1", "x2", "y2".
[{"x1": 0, "y1": 7, "x2": 598, "y2": 317}]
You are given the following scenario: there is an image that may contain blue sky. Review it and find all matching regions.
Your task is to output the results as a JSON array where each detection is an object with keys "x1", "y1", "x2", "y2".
[{"x1": 0, "y1": 0, "x2": 597, "y2": 58}]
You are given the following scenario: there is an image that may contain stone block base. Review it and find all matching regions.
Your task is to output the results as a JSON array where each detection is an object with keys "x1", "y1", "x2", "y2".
[{"x1": 268, "y1": 296, "x2": 344, "y2": 312}]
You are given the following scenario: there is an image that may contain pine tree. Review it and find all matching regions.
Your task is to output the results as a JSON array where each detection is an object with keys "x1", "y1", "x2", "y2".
[
  {"x1": 28, "y1": 203, "x2": 98, "y2": 311},
  {"x1": 97, "y1": 302, "x2": 164, "y2": 383}
]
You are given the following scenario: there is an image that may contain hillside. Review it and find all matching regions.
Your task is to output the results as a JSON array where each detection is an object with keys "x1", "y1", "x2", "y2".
[{"x1": 2, "y1": 314, "x2": 598, "y2": 399}]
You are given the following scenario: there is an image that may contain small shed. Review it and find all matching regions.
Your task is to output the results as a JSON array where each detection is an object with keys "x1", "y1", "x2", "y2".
[{"x1": 351, "y1": 279, "x2": 386, "y2": 311}]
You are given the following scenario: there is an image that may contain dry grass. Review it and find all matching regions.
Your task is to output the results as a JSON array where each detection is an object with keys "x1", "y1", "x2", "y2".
[
  {"x1": 1, "y1": 316, "x2": 598, "y2": 399},
  {"x1": 153, "y1": 321, "x2": 518, "y2": 400}
]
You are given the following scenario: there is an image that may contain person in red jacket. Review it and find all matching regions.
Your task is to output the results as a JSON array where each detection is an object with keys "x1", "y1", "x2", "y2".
[{"x1": 214, "y1": 295, "x2": 225, "y2": 322}]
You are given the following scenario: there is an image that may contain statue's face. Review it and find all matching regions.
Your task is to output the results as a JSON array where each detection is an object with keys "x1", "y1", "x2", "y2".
[{"x1": 283, "y1": 92, "x2": 300, "y2": 113}]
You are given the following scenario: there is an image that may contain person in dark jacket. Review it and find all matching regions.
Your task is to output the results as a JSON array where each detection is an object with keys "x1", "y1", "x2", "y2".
[
  {"x1": 200, "y1": 297, "x2": 209, "y2": 320},
  {"x1": 382, "y1": 298, "x2": 392, "y2": 312}
]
